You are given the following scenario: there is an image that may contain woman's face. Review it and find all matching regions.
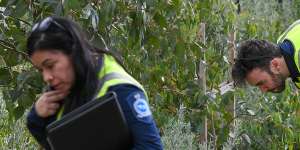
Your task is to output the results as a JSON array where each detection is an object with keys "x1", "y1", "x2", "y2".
[{"x1": 31, "y1": 50, "x2": 75, "y2": 94}]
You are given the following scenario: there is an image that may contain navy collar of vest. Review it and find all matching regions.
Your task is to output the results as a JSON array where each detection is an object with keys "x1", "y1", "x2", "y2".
[
  {"x1": 95, "y1": 53, "x2": 104, "y2": 72},
  {"x1": 279, "y1": 42, "x2": 300, "y2": 83}
]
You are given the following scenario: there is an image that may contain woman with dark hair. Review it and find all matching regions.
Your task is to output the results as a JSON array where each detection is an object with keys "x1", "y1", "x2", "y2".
[{"x1": 26, "y1": 16, "x2": 163, "y2": 149}]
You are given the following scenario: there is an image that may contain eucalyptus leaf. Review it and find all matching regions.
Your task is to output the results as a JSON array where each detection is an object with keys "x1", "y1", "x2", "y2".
[
  {"x1": 0, "y1": 67, "x2": 11, "y2": 85},
  {"x1": 242, "y1": 134, "x2": 251, "y2": 145},
  {"x1": 13, "y1": 105, "x2": 24, "y2": 120}
]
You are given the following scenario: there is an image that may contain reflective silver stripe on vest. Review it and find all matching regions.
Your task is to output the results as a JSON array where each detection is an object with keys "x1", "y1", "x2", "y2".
[{"x1": 98, "y1": 72, "x2": 138, "y2": 93}]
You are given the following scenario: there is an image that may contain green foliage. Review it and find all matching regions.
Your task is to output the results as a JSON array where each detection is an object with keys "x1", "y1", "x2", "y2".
[
  {"x1": 236, "y1": 0, "x2": 294, "y2": 41},
  {"x1": 162, "y1": 105, "x2": 199, "y2": 150},
  {"x1": 0, "y1": 94, "x2": 39, "y2": 149},
  {"x1": 0, "y1": 0, "x2": 300, "y2": 149}
]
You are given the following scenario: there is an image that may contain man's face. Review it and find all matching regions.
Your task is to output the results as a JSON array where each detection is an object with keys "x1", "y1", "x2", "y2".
[{"x1": 246, "y1": 68, "x2": 286, "y2": 93}]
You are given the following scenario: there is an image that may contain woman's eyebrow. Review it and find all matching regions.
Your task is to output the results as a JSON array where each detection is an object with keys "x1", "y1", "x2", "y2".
[
  {"x1": 41, "y1": 59, "x2": 53, "y2": 66},
  {"x1": 34, "y1": 58, "x2": 52, "y2": 69}
]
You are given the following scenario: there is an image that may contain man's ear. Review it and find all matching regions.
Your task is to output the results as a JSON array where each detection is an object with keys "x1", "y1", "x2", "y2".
[{"x1": 270, "y1": 58, "x2": 281, "y2": 74}]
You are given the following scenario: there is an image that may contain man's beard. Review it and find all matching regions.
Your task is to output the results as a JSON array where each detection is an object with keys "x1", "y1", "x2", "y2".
[{"x1": 269, "y1": 73, "x2": 286, "y2": 93}]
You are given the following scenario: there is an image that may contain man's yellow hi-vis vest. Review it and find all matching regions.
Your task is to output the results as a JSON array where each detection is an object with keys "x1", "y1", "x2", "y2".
[
  {"x1": 56, "y1": 54, "x2": 147, "y2": 119},
  {"x1": 277, "y1": 20, "x2": 300, "y2": 88}
]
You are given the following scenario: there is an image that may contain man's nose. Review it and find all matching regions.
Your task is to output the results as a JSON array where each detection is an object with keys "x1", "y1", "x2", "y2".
[{"x1": 259, "y1": 85, "x2": 268, "y2": 93}]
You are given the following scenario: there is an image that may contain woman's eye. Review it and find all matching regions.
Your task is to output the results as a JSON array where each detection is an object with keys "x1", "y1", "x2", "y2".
[{"x1": 45, "y1": 63, "x2": 54, "y2": 69}]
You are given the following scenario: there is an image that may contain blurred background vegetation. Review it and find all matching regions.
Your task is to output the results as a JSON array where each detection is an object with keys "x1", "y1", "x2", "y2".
[{"x1": 0, "y1": 0, "x2": 300, "y2": 149}]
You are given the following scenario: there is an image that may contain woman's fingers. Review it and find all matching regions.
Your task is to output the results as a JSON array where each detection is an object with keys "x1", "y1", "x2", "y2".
[
  {"x1": 44, "y1": 91, "x2": 69, "y2": 102},
  {"x1": 35, "y1": 90, "x2": 68, "y2": 118},
  {"x1": 48, "y1": 102, "x2": 60, "y2": 110},
  {"x1": 44, "y1": 93, "x2": 66, "y2": 103}
]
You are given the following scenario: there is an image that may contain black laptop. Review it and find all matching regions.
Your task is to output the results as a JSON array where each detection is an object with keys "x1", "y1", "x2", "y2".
[{"x1": 46, "y1": 92, "x2": 133, "y2": 150}]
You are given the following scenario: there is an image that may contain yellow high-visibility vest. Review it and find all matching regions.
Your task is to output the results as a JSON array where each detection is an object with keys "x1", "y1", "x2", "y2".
[
  {"x1": 56, "y1": 54, "x2": 147, "y2": 119},
  {"x1": 277, "y1": 20, "x2": 300, "y2": 88}
]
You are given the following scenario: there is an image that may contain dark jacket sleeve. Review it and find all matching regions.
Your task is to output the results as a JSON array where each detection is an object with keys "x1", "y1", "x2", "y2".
[
  {"x1": 27, "y1": 84, "x2": 163, "y2": 150},
  {"x1": 26, "y1": 106, "x2": 55, "y2": 150},
  {"x1": 108, "y1": 84, "x2": 163, "y2": 150}
]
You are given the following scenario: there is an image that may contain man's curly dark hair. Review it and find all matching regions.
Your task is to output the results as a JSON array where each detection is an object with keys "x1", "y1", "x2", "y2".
[{"x1": 232, "y1": 39, "x2": 282, "y2": 87}]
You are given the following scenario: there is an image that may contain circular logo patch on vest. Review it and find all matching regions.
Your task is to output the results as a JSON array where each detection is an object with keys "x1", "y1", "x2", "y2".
[{"x1": 133, "y1": 93, "x2": 151, "y2": 118}]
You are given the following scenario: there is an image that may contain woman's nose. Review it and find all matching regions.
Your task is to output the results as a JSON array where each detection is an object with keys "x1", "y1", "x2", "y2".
[{"x1": 43, "y1": 70, "x2": 53, "y2": 83}]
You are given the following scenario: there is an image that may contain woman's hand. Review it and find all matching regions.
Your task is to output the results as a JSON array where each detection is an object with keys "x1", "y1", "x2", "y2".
[{"x1": 35, "y1": 90, "x2": 68, "y2": 118}]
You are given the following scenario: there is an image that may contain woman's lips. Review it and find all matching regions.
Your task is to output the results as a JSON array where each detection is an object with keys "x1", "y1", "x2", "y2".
[{"x1": 53, "y1": 84, "x2": 62, "y2": 90}]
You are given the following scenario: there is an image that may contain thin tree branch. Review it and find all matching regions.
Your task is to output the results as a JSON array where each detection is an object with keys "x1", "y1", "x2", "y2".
[
  {"x1": 0, "y1": 41, "x2": 14, "y2": 50},
  {"x1": 0, "y1": 39, "x2": 29, "y2": 59},
  {"x1": 0, "y1": 10, "x2": 32, "y2": 26}
]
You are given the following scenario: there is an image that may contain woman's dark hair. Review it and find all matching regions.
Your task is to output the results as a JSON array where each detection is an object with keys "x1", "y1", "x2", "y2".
[
  {"x1": 232, "y1": 39, "x2": 282, "y2": 87},
  {"x1": 27, "y1": 16, "x2": 111, "y2": 114}
]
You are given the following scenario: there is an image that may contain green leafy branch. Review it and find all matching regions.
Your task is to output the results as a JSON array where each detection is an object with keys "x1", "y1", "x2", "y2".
[
  {"x1": 0, "y1": 39, "x2": 29, "y2": 59},
  {"x1": 0, "y1": 10, "x2": 32, "y2": 26}
]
